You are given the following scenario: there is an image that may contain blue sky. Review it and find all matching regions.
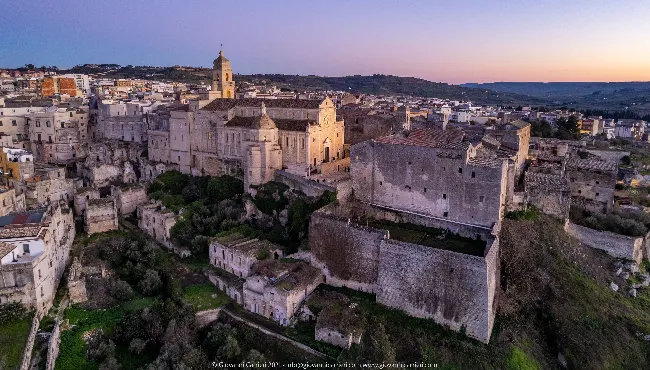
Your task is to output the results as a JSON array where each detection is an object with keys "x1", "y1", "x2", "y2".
[{"x1": 1, "y1": 0, "x2": 649, "y2": 83}]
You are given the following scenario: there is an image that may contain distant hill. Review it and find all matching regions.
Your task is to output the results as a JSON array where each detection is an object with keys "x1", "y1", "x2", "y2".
[
  {"x1": 237, "y1": 74, "x2": 545, "y2": 106},
  {"x1": 461, "y1": 82, "x2": 650, "y2": 115},
  {"x1": 65, "y1": 65, "x2": 541, "y2": 106}
]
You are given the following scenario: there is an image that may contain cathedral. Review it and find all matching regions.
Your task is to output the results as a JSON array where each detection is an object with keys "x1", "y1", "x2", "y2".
[{"x1": 147, "y1": 50, "x2": 346, "y2": 191}]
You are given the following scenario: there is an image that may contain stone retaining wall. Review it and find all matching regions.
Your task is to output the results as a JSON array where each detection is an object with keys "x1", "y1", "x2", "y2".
[
  {"x1": 565, "y1": 221, "x2": 643, "y2": 263},
  {"x1": 19, "y1": 314, "x2": 41, "y2": 370}
]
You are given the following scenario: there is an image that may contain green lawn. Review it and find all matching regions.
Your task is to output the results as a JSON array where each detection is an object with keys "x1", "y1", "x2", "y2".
[
  {"x1": 0, "y1": 314, "x2": 33, "y2": 370},
  {"x1": 183, "y1": 283, "x2": 229, "y2": 310}
]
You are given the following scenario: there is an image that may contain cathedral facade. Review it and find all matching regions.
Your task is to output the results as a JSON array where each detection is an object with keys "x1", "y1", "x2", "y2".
[{"x1": 147, "y1": 51, "x2": 345, "y2": 190}]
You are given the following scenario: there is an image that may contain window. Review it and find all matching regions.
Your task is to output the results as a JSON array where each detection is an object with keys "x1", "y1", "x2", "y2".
[
  {"x1": 0, "y1": 121, "x2": 3, "y2": 126},
  {"x1": 596, "y1": 192, "x2": 600, "y2": 196},
  {"x1": 578, "y1": 190, "x2": 582, "y2": 194},
  {"x1": 479, "y1": 196, "x2": 484, "y2": 203},
  {"x1": 36, "y1": 120, "x2": 41, "y2": 127},
  {"x1": 12, "y1": 120, "x2": 17, "y2": 126},
  {"x1": 458, "y1": 167, "x2": 463, "y2": 174},
  {"x1": 443, "y1": 211, "x2": 448, "y2": 217},
  {"x1": 443, "y1": 194, "x2": 447, "y2": 199},
  {"x1": 379, "y1": 181, "x2": 383, "y2": 185},
  {"x1": 38, "y1": 269, "x2": 41, "y2": 279},
  {"x1": 61, "y1": 122, "x2": 64, "y2": 128},
  {"x1": 23, "y1": 244, "x2": 30, "y2": 253},
  {"x1": 596, "y1": 181, "x2": 600, "y2": 185},
  {"x1": 46, "y1": 120, "x2": 51, "y2": 127},
  {"x1": 424, "y1": 188, "x2": 427, "y2": 193},
  {"x1": 471, "y1": 171, "x2": 475, "y2": 178}
]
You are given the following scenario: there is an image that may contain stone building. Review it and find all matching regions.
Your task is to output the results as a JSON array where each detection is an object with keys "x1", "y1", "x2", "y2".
[
  {"x1": 524, "y1": 172, "x2": 570, "y2": 219},
  {"x1": 137, "y1": 201, "x2": 177, "y2": 250},
  {"x1": 565, "y1": 158, "x2": 618, "y2": 212},
  {"x1": 309, "y1": 290, "x2": 365, "y2": 349},
  {"x1": 0, "y1": 103, "x2": 45, "y2": 151},
  {"x1": 209, "y1": 233, "x2": 283, "y2": 278},
  {"x1": 0, "y1": 202, "x2": 75, "y2": 312},
  {"x1": 84, "y1": 198, "x2": 118, "y2": 235},
  {"x1": 22, "y1": 165, "x2": 76, "y2": 209},
  {"x1": 207, "y1": 50, "x2": 235, "y2": 100},
  {"x1": 28, "y1": 107, "x2": 89, "y2": 165},
  {"x1": 74, "y1": 187, "x2": 100, "y2": 215},
  {"x1": 144, "y1": 52, "x2": 346, "y2": 185},
  {"x1": 0, "y1": 188, "x2": 26, "y2": 216},
  {"x1": 112, "y1": 184, "x2": 147, "y2": 215},
  {"x1": 351, "y1": 128, "x2": 509, "y2": 229},
  {"x1": 243, "y1": 259, "x2": 323, "y2": 326},
  {"x1": 339, "y1": 108, "x2": 399, "y2": 146}
]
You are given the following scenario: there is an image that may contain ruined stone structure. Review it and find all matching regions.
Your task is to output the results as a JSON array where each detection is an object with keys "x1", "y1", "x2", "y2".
[
  {"x1": 243, "y1": 259, "x2": 323, "y2": 326},
  {"x1": 84, "y1": 198, "x2": 118, "y2": 235},
  {"x1": 137, "y1": 201, "x2": 178, "y2": 250},
  {"x1": 209, "y1": 233, "x2": 283, "y2": 278},
  {"x1": 565, "y1": 221, "x2": 644, "y2": 263},
  {"x1": 0, "y1": 203, "x2": 75, "y2": 312},
  {"x1": 0, "y1": 188, "x2": 26, "y2": 215},
  {"x1": 73, "y1": 187, "x2": 100, "y2": 215},
  {"x1": 111, "y1": 184, "x2": 147, "y2": 215},
  {"x1": 565, "y1": 158, "x2": 617, "y2": 213},
  {"x1": 21, "y1": 165, "x2": 76, "y2": 209},
  {"x1": 524, "y1": 172, "x2": 570, "y2": 219}
]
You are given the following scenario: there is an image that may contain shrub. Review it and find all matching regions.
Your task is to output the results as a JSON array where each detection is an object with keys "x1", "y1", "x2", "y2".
[
  {"x1": 108, "y1": 279, "x2": 134, "y2": 301},
  {"x1": 138, "y1": 269, "x2": 162, "y2": 296},
  {"x1": 207, "y1": 175, "x2": 244, "y2": 202}
]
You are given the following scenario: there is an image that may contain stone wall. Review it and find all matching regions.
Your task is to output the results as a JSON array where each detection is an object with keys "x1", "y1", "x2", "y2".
[
  {"x1": 45, "y1": 317, "x2": 62, "y2": 370},
  {"x1": 85, "y1": 198, "x2": 118, "y2": 235},
  {"x1": 565, "y1": 221, "x2": 643, "y2": 263},
  {"x1": 376, "y1": 237, "x2": 498, "y2": 343},
  {"x1": 274, "y1": 170, "x2": 336, "y2": 198},
  {"x1": 112, "y1": 184, "x2": 147, "y2": 215},
  {"x1": 19, "y1": 314, "x2": 41, "y2": 370},
  {"x1": 309, "y1": 211, "x2": 384, "y2": 293},
  {"x1": 207, "y1": 270, "x2": 244, "y2": 304},
  {"x1": 195, "y1": 308, "x2": 222, "y2": 328}
]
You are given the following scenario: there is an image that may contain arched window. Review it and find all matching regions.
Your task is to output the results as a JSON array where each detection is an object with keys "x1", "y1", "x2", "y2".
[
  {"x1": 226, "y1": 90, "x2": 231, "y2": 98},
  {"x1": 225, "y1": 73, "x2": 229, "y2": 81}
]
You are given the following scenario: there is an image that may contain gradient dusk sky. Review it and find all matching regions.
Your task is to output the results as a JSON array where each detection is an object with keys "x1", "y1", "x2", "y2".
[{"x1": 1, "y1": 0, "x2": 649, "y2": 84}]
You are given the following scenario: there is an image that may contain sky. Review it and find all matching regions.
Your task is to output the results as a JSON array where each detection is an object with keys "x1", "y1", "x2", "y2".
[{"x1": 1, "y1": 0, "x2": 649, "y2": 84}]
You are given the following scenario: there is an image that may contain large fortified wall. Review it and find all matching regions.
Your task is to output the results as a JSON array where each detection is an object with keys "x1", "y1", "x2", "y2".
[
  {"x1": 309, "y1": 211, "x2": 384, "y2": 293},
  {"x1": 308, "y1": 202, "x2": 499, "y2": 342},
  {"x1": 377, "y1": 236, "x2": 498, "y2": 343}
]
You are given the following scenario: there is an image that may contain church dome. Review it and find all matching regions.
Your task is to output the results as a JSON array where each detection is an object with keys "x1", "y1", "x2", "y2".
[
  {"x1": 252, "y1": 113, "x2": 276, "y2": 130},
  {"x1": 252, "y1": 102, "x2": 276, "y2": 130}
]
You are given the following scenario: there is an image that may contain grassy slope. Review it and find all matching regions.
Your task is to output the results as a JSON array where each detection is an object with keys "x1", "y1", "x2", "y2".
[{"x1": 0, "y1": 314, "x2": 33, "y2": 369}]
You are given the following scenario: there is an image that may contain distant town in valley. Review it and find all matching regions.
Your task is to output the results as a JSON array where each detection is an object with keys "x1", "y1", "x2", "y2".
[{"x1": 3, "y1": 51, "x2": 650, "y2": 370}]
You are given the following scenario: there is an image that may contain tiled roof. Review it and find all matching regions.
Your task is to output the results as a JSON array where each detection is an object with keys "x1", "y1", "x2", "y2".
[
  {"x1": 225, "y1": 116, "x2": 311, "y2": 132},
  {"x1": 0, "y1": 225, "x2": 43, "y2": 239},
  {"x1": 201, "y1": 98, "x2": 323, "y2": 112},
  {"x1": 374, "y1": 128, "x2": 465, "y2": 149},
  {"x1": 566, "y1": 158, "x2": 617, "y2": 172},
  {"x1": 467, "y1": 156, "x2": 503, "y2": 168},
  {"x1": 525, "y1": 172, "x2": 569, "y2": 191},
  {"x1": 0, "y1": 242, "x2": 15, "y2": 258}
]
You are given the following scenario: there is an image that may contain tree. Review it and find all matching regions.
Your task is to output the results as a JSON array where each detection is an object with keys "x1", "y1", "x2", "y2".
[
  {"x1": 244, "y1": 349, "x2": 266, "y2": 364},
  {"x1": 555, "y1": 116, "x2": 580, "y2": 140},
  {"x1": 359, "y1": 318, "x2": 396, "y2": 363},
  {"x1": 207, "y1": 175, "x2": 243, "y2": 202},
  {"x1": 217, "y1": 335, "x2": 241, "y2": 361},
  {"x1": 138, "y1": 269, "x2": 162, "y2": 295}
]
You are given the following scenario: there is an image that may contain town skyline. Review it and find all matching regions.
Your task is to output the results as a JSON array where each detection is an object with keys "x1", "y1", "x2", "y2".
[{"x1": 2, "y1": 0, "x2": 649, "y2": 84}]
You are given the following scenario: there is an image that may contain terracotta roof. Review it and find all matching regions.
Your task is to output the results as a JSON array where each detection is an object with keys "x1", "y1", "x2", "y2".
[
  {"x1": 566, "y1": 158, "x2": 617, "y2": 172},
  {"x1": 525, "y1": 172, "x2": 569, "y2": 191},
  {"x1": 374, "y1": 128, "x2": 465, "y2": 149},
  {"x1": 201, "y1": 98, "x2": 322, "y2": 112},
  {"x1": 225, "y1": 116, "x2": 311, "y2": 132},
  {"x1": 467, "y1": 156, "x2": 504, "y2": 168},
  {"x1": 0, "y1": 225, "x2": 43, "y2": 238},
  {"x1": 0, "y1": 242, "x2": 15, "y2": 258}
]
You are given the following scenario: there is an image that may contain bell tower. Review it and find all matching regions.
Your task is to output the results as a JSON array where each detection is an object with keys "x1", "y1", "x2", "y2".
[{"x1": 211, "y1": 48, "x2": 235, "y2": 99}]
